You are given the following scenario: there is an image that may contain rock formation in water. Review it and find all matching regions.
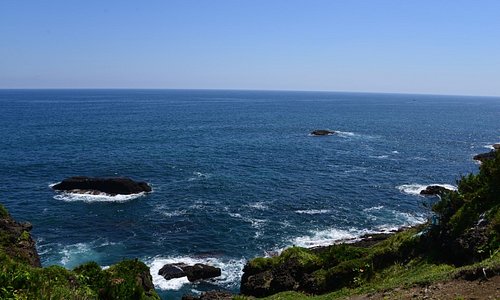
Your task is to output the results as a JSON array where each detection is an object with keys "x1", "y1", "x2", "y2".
[
  {"x1": 159, "y1": 263, "x2": 222, "y2": 282},
  {"x1": 52, "y1": 176, "x2": 152, "y2": 195},
  {"x1": 310, "y1": 130, "x2": 336, "y2": 136},
  {"x1": 420, "y1": 185, "x2": 453, "y2": 196}
]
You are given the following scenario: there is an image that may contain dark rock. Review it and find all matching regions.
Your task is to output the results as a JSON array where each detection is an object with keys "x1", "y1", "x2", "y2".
[
  {"x1": 0, "y1": 205, "x2": 41, "y2": 267},
  {"x1": 473, "y1": 151, "x2": 496, "y2": 162},
  {"x1": 182, "y1": 290, "x2": 233, "y2": 300},
  {"x1": 158, "y1": 263, "x2": 188, "y2": 280},
  {"x1": 420, "y1": 185, "x2": 453, "y2": 196},
  {"x1": 493, "y1": 143, "x2": 500, "y2": 150},
  {"x1": 52, "y1": 176, "x2": 152, "y2": 195},
  {"x1": 310, "y1": 129, "x2": 336, "y2": 136},
  {"x1": 158, "y1": 263, "x2": 221, "y2": 282},
  {"x1": 184, "y1": 263, "x2": 222, "y2": 282}
]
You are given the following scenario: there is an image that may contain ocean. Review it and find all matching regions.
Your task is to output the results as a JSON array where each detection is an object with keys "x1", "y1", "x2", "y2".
[{"x1": 0, "y1": 89, "x2": 498, "y2": 299}]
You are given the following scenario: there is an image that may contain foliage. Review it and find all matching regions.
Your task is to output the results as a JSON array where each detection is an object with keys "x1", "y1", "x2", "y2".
[
  {"x1": 0, "y1": 203, "x2": 8, "y2": 218},
  {"x1": 0, "y1": 203, "x2": 160, "y2": 300}
]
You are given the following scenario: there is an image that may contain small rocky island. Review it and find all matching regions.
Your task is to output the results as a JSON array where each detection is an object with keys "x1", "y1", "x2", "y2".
[
  {"x1": 52, "y1": 176, "x2": 152, "y2": 195},
  {"x1": 310, "y1": 129, "x2": 336, "y2": 136}
]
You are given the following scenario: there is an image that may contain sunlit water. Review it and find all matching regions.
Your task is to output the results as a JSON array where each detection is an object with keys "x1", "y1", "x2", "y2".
[{"x1": 1, "y1": 89, "x2": 498, "y2": 299}]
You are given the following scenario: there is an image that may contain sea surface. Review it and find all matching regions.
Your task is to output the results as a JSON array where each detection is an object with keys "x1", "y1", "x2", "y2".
[{"x1": 0, "y1": 89, "x2": 499, "y2": 299}]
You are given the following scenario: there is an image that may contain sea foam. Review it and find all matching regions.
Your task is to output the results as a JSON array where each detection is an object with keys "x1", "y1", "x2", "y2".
[
  {"x1": 53, "y1": 191, "x2": 146, "y2": 203},
  {"x1": 397, "y1": 183, "x2": 457, "y2": 196}
]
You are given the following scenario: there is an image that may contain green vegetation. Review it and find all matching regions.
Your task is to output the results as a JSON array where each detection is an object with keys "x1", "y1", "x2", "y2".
[
  {"x1": 0, "y1": 203, "x2": 8, "y2": 218},
  {"x1": 0, "y1": 204, "x2": 160, "y2": 300},
  {"x1": 241, "y1": 151, "x2": 500, "y2": 299}
]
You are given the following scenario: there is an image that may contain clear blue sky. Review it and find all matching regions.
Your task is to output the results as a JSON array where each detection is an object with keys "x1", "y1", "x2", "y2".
[{"x1": 1, "y1": 1, "x2": 499, "y2": 96}]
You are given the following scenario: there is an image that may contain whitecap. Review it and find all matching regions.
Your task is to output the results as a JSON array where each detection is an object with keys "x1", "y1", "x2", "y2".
[
  {"x1": 336, "y1": 131, "x2": 355, "y2": 137},
  {"x1": 370, "y1": 155, "x2": 389, "y2": 159},
  {"x1": 397, "y1": 183, "x2": 457, "y2": 196},
  {"x1": 392, "y1": 150, "x2": 399, "y2": 154},
  {"x1": 228, "y1": 212, "x2": 242, "y2": 218},
  {"x1": 363, "y1": 205, "x2": 384, "y2": 212},
  {"x1": 290, "y1": 228, "x2": 366, "y2": 248},
  {"x1": 188, "y1": 171, "x2": 211, "y2": 181},
  {"x1": 53, "y1": 191, "x2": 145, "y2": 203},
  {"x1": 146, "y1": 256, "x2": 245, "y2": 291},
  {"x1": 245, "y1": 202, "x2": 268, "y2": 210},
  {"x1": 295, "y1": 209, "x2": 331, "y2": 215}
]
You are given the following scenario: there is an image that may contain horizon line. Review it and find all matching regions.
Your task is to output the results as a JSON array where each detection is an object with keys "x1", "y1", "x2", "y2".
[{"x1": 0, "y1": 87, "x2": 499, "y2": 98}]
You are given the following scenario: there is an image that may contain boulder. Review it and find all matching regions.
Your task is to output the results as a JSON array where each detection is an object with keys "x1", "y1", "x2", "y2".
[
  {"x1": 184, "y1": 264, "x2": 222, "y2": 282},
  {"x1": 493, "y1": 143, "x2": 500, "y2": 150},
  {"x1": 52, "y1": 176, "x2": 151, "y2": 195},
  {"x1": 420, "y1": 185, "x2": 453, "y2": 196},
  {"x1": 158, "y1": 263, "x2": 221, "y2": 282},
  {"x1": 310, "y1": 130, "x2": 335, "y2": 136},
  {"x1": 158, "y1": 263, "x2": 188, "y2": 280}
]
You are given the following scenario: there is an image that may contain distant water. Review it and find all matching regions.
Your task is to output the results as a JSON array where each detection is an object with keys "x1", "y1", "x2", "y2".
[{"x1": 1, "y1": 89, "x2": 499, "y2": 299}]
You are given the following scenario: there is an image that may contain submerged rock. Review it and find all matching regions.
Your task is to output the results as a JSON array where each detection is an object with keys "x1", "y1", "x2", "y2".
[
  {"x1": 310, "y1": 129, "x2": 336, "y2": 136},
  {"x1": 52, "y1": 176, "x2": 151, "y2": 195},
  {"x1": 420, "y1": 185, "x2": 453, "y2": 196},
  {"x1": 158, "y1": 263, "x2": 221, "y2": 282}
]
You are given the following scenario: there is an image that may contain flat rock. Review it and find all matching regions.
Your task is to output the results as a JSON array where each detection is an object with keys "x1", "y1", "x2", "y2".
[
  {"x1": 52, "y1": 176, "x2": 151, "y2": 195},
  {"x1": 310, "y1": 129, "x2": 336, "y2": 136}
]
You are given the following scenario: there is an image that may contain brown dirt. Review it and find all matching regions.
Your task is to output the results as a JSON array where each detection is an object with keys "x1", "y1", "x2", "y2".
[{"x1": 347, "y1": 275, "x2": 500, "y2": 300}]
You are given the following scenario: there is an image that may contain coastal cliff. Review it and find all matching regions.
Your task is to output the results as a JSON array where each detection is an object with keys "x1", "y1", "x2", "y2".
[
  {"x1": 238, "y1": 150, "x2": 500, "y2": 299},
  {"x1": 0, "y1": 204, "x2": 160, "y2": 300}
]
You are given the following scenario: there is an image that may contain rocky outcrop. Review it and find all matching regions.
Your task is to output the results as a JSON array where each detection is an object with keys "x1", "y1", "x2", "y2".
[
  {"x1": 420, "y1": 185, "x2": 453, "y2": 196},
  {"x1": 310, "y1": 130, "x2": 336, "y2": 136},
  {"x1": 182, "y1": 290, "x2": 233, "y2": 300},
  {"x1": 159, "y1": 263, "x2": 222, "y2": 282},
  {"x1": 0, "y1": 204, "x2": 41, "y2": 267},
  {"x1": 473, "y1": 144, "x2": 499, "y2": 162},
  {"x1": 52, "y1": 176, "x2": 152, "y2": 195},
  {"x1": 0, "y1": 203, "x2": 160, "y2": 299}
]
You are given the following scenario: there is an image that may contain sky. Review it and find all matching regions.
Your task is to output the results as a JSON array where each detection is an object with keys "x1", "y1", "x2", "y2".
[{"x1": 1, "y1": 0, "x2": 499, "y2": 96}]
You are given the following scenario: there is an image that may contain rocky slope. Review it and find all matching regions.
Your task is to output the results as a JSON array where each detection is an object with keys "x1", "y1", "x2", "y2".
[
  {"x1": 239, "y1": 150, "x2": 500, "y2": 298},
  {"x1": 0, "y1": 203, "x2": 160, "y2": 300}
]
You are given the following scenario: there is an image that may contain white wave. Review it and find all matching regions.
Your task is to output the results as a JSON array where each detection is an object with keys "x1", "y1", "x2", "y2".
[
  {"x1": 397, "y1": 183, "x2": 457, "y2": 196},
  {"x1": 245, "y1": 202, "x2": 268, "y2": 210},
  {"x1": 291, "y1": 228, "x2": 366, "y2": 248},
  {"x1": 188, "y1": 171, "x2": 211, "y2": 181},
  {"x1": 295, "y1": 209, "x2": 331, "y2": 215},
  {"x1": 392, "y1": 211, "x2": 427, "y2": 226},
  {"x1": 147, "y1": 256, "x2": 245, "y2": 291},
  {"x1": 363, "y1": 205, "x2": 384, "y2": 212},
  {"x1": 392, "y1": 150, "x2": 400, "y2": 154},
  {"x1": 53, "y1": 191, "x2": 145, "y2": 203},
  {"x1": 336, "y1": 131, "x2": 355, "y2": 137},
  {"x1": 370, "y1": 155, "x2": 389, "y2": 159},
  {"x1": 228, "y1": 212, "x2": 242, "y2": 218},
  {"x1": 162, "y1": 210, "x2": 187, "y2": 217}
]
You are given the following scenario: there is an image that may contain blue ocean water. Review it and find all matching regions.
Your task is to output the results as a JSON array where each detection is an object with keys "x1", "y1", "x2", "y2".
[{"x1": 0, "y1": 89, "x2": 498, "y2": 299}]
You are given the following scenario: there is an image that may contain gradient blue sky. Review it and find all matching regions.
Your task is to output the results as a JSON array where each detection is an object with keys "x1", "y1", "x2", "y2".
[{"x1": 1, "y1": 1, "x2": 499, "y2": 96}]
